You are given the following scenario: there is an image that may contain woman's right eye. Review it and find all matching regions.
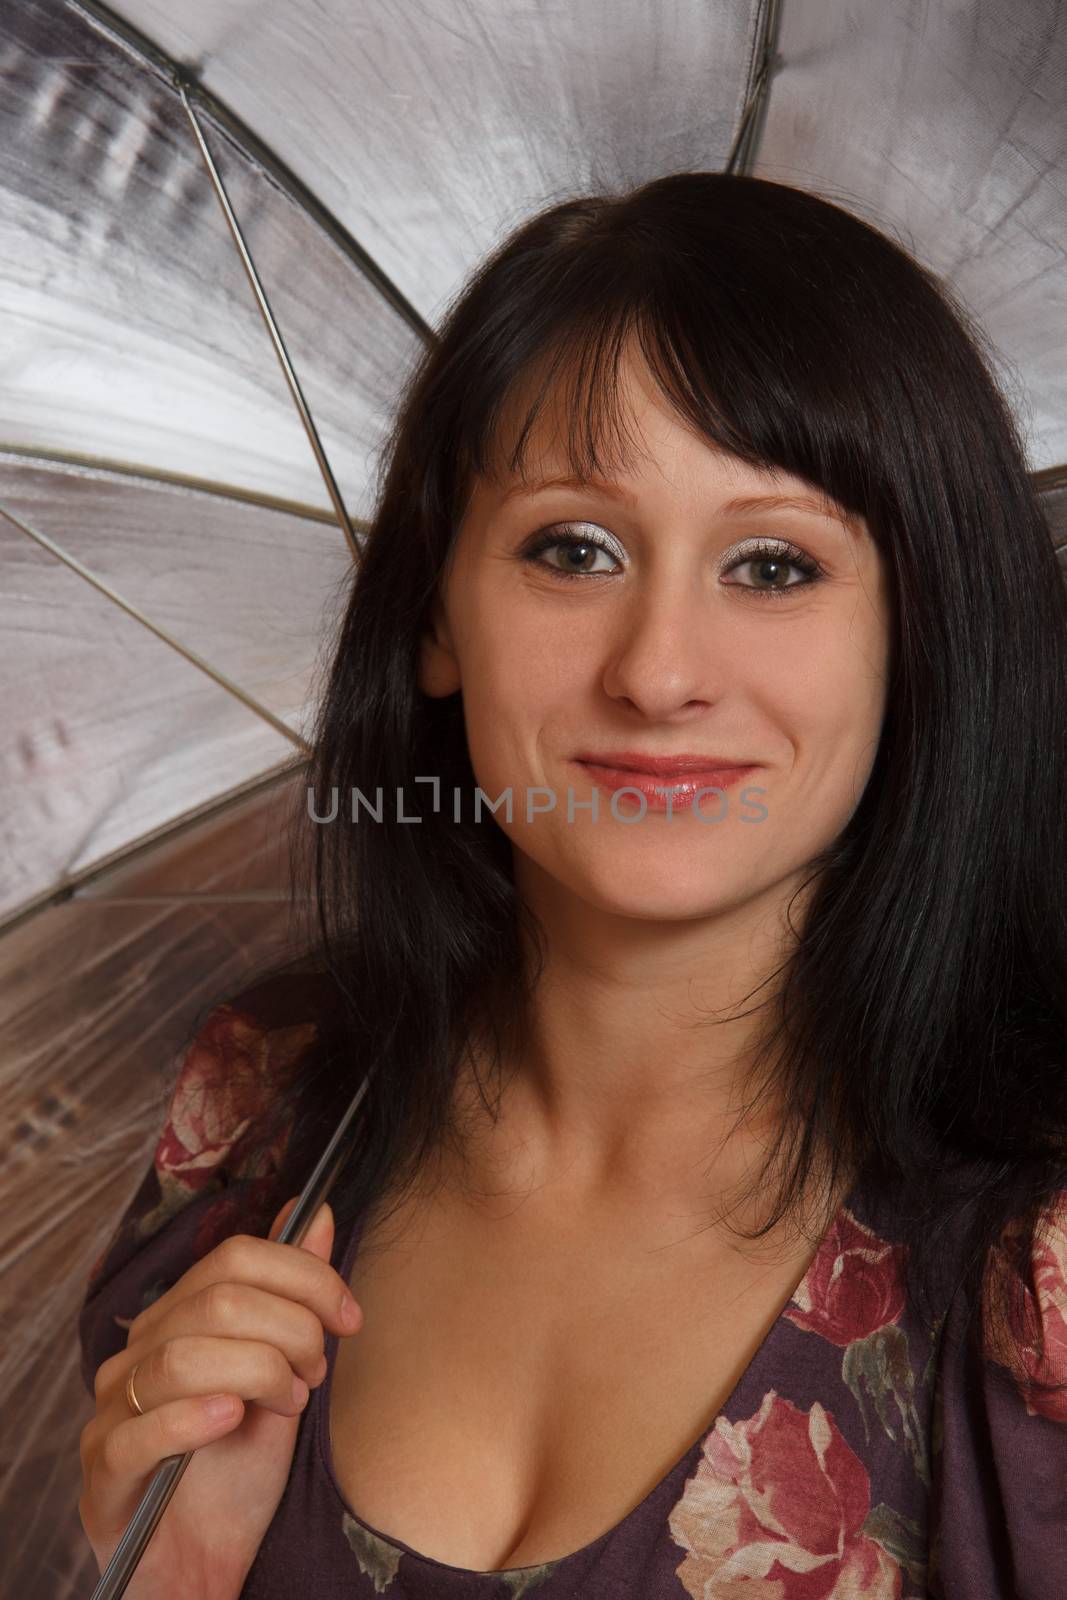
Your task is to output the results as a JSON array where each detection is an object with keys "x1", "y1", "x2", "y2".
[{"x1": 520, "y1": 526, "x2": 624, "y2": 580}]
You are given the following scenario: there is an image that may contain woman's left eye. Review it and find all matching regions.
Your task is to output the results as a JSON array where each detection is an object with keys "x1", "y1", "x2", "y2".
[{"x1": 722, "y1": 540, "x2": 823, "y2": 596}]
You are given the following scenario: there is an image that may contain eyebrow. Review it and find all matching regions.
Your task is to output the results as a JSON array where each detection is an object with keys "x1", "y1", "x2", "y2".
[
  {"x1": 501, "y1": 475, "x2": 853, "y2": 526},
  {"x1": 501, "y1": 474, "x2": 633, "y2": 503},
  {"x1": 720, "y1": 492, "x2": 854, "y2": 525}
]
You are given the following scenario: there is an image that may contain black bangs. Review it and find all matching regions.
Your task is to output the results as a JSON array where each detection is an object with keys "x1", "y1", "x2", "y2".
[
  {"x1": 460, "y1": 284, "x2": 767, "y2": 490},
  {"x1": 480, "y1": 307, "x2": 653, "y2": 487},
  {"x1": 451, "y1": 221, "x2": 871, "y2": 541}
]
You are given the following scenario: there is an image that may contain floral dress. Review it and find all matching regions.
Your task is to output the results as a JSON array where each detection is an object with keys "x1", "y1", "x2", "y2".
[{"x1": 78, "y1": 994, "x2": 1067, "y2": 1598}]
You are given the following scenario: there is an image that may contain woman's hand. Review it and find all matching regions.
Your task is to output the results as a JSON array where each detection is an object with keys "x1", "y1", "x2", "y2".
[{"x1": 78, "y1": 1197, "x2": 363, "y2": 1599}]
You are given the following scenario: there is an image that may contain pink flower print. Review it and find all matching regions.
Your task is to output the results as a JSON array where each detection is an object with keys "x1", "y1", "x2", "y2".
[
  {"x1": 784, "y1": 1210, "x2": 925, "y2": 1481},
  {"x1": 152, "y1": 1008, "x2": 314, "y2": 1195},
  {"x1": 134, "y1": 1008, "x2": 316, "y2": 1244},
  {"x1": 785, "y1": 1211, "x2": 907, "y2": 1348},
  {"x1": 985, "y1": 1188, "x2": 1067, "y2": 1422},
  {"x1": 669, "y1": 1391, "x2": 905, "y2": 1597}
]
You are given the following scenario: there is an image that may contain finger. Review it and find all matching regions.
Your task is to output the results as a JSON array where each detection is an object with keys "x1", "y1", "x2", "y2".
[
  {"x1": 126, "y1": 1211, "x2": 359, "y2": 1350},
  {"x1": 82, "y1": 1394, "x2": 247, "y2": 1540},
  {"x1": 117, "y1": 1335, "x2": 312, "y2": 1420},
  {"x1": 270, "y1": 1197, "x2": 334, "y2": 1248},
  {"x1": 293, "y1": 1200, "x2": 335, "y2": 1260},
  {"x1": 268, "y1": 1196, "x2": 299, "y2": 1242},
  {"x1": 121, "y1": 1279, "x2": 330, "y2": 1390}
]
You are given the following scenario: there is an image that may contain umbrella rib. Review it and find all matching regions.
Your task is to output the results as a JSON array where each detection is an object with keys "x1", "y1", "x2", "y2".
[
  {"x1": 724, "y1": 0, "x2": 784, "y2": 177},
  {"x1": 178, "y1": 81, "x2": 364, "y2": 566},
  {"x1": 0, "y1": 444, "x2": 367, "y2": 529},
  {"x1": 69, "y1": 0, "x2": 434, "y2": 349},
  {"x1": 0, "y1": 758, "x2": 306, "y2": 939},
  {"x1": 0, "y1": 500, "x2": 311, "y2": 754}
]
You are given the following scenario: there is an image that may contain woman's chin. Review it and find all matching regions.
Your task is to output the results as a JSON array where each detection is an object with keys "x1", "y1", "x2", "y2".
[{"x1": 553, "y1": 863, "x2": 758, "y2": 924}]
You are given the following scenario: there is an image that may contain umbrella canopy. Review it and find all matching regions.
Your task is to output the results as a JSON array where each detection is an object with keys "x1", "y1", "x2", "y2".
[{"x1": 2, "y1": 1, "x2": 1065, "y2": 1590}]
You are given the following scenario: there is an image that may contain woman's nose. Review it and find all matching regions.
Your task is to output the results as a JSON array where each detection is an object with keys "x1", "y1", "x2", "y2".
[{"x1": 600, "y1": 569, "x2": 729, "y2": 717}]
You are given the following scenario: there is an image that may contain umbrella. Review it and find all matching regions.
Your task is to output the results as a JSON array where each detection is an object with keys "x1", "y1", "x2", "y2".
[{"x1": 2, "y1": 1, "x2": 1065, "y2": 1592}]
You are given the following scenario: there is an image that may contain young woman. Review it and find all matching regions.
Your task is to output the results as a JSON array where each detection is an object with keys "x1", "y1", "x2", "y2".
[{"x1": 78, "y1": 171, "x2": 1067, "y2": 1599}]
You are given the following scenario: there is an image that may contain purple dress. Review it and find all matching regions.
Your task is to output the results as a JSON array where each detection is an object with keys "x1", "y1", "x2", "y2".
[{"x1": 78, "y1": 997, "x2": 1067, "y2": 1598}]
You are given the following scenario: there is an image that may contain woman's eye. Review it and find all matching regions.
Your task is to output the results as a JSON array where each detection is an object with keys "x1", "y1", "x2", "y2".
[
  {"x1": 521, "y1": 528, "x2": 622, "y2": 579},
  {"x1": 722, "y1": 541, "x2": 822, "y2": 597}
]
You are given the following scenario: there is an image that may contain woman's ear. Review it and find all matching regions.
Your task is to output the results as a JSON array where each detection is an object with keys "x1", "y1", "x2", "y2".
[{"x1": 417, "y1": 594, "x2": 462, "y2": 698}]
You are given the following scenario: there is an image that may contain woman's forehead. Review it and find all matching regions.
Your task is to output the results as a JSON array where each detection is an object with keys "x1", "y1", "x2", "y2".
[
  {"x1": 479, "y1": 403, "x2": 842, "y2": 519},
  {"x1": 469, "y1": 331, "x2": 863, "y2": 535}
]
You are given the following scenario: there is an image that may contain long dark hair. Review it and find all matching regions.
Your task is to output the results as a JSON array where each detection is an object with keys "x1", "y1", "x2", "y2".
[{"x1": 205, "y1": 171, "x2": 1067, "y2": 1399}]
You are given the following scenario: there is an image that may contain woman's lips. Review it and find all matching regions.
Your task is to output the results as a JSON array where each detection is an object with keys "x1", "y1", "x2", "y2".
[{"x1": 571, "y1": 759, "x2": 761, "y2": 811}]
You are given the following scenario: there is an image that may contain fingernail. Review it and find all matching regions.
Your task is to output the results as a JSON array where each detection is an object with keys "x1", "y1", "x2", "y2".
[
  {"x1": 340, "y1": 1291, "x2": 361, "y2": 1330},
  {"x1": 292, "y1": 1377, "x2": 309, "y2": 1408},
  {"x1": 204, "y1": 1394, "x2": 236, "y2": 1421}
]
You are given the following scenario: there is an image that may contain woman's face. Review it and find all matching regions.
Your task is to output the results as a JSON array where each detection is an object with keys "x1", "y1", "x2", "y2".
[{"x1": 418, "y1": 345, "x2": 892, "y2": 924}]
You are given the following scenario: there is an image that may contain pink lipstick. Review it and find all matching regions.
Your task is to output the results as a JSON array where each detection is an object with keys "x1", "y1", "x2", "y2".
[{"x1": 571, "y1": 751, "x2": 761, "y2": 812}]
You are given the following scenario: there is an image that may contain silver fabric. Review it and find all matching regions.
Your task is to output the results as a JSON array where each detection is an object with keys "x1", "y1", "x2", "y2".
[
  {"x1": 0, "y1": 1, "x2": 423, "y2": 512},
  {"x1": 110, "y1": 0, "x2": 760, "y2": 323},
  {"x1": 759, "y1": 0, "x2": 1067, "y2": 471},
  {"x1": 0, "y1": 454, "x2": 348, "y2": 921}
]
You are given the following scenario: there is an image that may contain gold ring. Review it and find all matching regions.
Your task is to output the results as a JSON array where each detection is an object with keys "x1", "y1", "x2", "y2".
[{"x1": 125, "y1": 1361, "x2": 145, "y2": 1417}]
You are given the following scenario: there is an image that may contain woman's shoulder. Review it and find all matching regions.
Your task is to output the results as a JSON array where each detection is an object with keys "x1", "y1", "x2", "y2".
[
  {"x1": 977, "y1": 1179, "x2": 1067, "y2": 1416},
  {"x1": 929, "y1": 1180, "x2": 1067, "y2": 1591},
  {"x1": 77, "y1": 970, "x2": 341, "y2": 1394}
]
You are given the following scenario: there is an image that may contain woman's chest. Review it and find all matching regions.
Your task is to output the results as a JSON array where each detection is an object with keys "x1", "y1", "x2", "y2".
[{"x1": 327, "y1": 1189, "x2": 823, "y2": 1573}]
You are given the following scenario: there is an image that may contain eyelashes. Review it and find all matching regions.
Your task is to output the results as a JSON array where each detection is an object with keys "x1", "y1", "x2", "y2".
[{"x1": 518, "y1": 524, "x2": 824, "y2": 599}]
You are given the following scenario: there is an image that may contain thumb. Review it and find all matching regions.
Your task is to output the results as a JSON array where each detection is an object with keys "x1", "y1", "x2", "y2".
[
  {"x1": 268, "y1": 1195, "x2": 298, "y2": 1241},
  {"x1": 300, "y1": 1201, "x2": 335, "y2": 1260},
  {"x1": 268, "y1": 1196, "x2": 335, "y2": 1256}
]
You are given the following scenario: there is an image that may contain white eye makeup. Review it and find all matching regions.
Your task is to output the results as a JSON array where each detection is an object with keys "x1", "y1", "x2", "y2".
[{"x1": 516, "y1": 522, "x2": 826, "y2": 599}]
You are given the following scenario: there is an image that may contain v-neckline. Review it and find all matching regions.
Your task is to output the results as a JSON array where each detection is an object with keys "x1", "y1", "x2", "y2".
[{"x1": 315, "y1": 1167, "x2": 868, "y2": 1579}]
